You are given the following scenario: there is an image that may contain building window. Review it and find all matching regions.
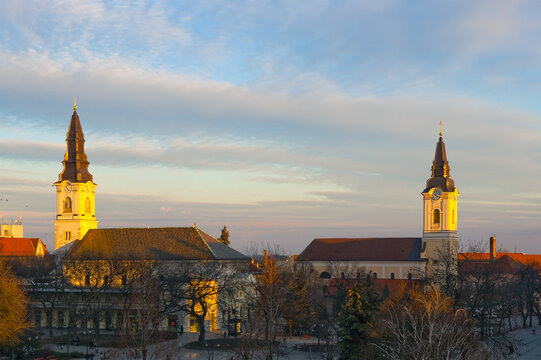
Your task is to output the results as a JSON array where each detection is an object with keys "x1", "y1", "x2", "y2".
[
  {"x1": 85, "y1": 274, "x2": 90, "y2": 286},
  {"x1": 390, "y1": 272, "x2": 395, "y2": 279},
  {"x1": 65, "y1": 231, "x2": 71, "y2": 241},
  {"x1": 85, "y1": 197, "x2": 91, "y2": 213},
  {"x1": 341, "y1": 272, "x2": 345, "y2": 279},
  {"x1": 408, "y1": 273, "x2": 413, "y2": 280},
  {"x1": 433, "y1": 209, "x2": 440, "y2": 224},
  {"x1": 122, "y1": 275, "x2": 127, "y2": 286},
  {"x1": 64, "y1": 197, "x2": 72, "y2": 213},
  {"x1": 58, "y1": 310, "x2": 65, "y2": 327},
  {"x1": 452, "y1": 209, "x2": 455, "y2": 225},
  {"x1": 357, "y1": 272, "x2": 361, "y2": 280},
  {"x1": 34, "y1": 310, "x2": 42, "y2": 327},
  {"x1": 320, "y1": 271, "x2": 331, "y2": 279},
  {"x1": 373, "y1": 272, "x2": 377, "y2": 279}
]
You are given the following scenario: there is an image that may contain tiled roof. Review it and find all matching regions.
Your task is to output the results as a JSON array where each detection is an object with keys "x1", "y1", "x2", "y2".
[
  {"x1": 0, "y1": 237, "x2": 48, "y2": 256},
  {"x1": 459, "y1": 254, "x2": 525, "y2": 274},
  {"x1": 296, "y1": 237, "x2": 424, "y2": 262},
  {"x1": 458, "y1": 252, "x2": 541, "y2": 274},
  {"x1": 459, "y1": 252, "x2": 541, "y2": 267},
  {"x1": 64, "y1": 226, "x2": 248, "y2": 261}
]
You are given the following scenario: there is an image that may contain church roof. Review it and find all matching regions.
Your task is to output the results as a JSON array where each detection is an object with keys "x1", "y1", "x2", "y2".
[
  {"x1": 0, "y1": 237, "x2": 49, "y2": 256},
  {"x1": 296, "y1": 237, "x2": 424, "y2": 262},
  {"x1": 57, "y1": 104, "x2": 93, "y2": 183},
  {"x1": 424, "y1": 129, "x2": 455, "y2": 192},
  {"x1": 64, "y1": 226, "x2": 249, "y2": 261}
]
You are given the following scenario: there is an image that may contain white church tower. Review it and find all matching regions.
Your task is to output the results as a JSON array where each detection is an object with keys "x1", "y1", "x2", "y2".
[
  {"x1": 54, "y1": 100, "x2": 98, "y2": 250},
  {"x1": 421, "y1": 123, "x2": 459, "y2": 276}
]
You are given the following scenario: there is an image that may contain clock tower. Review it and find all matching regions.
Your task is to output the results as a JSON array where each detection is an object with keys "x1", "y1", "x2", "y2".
[
  {"x1": 54, "y1": 100, "x2": 98, "y2": 250},
  {"x1": 421, "y1": 124, "x2": 459, "y2": 276}
]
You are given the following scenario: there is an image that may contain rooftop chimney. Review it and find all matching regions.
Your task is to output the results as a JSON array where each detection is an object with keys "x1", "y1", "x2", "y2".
[{"x1": 490, "y1": 237, "x2": 496, "y2": 261}]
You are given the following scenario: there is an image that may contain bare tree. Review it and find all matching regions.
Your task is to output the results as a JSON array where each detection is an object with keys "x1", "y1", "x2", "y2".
[
  {"x1": 377, "y1": 285, "x2": 498, "y2": 360},
  {"x1": 118, "y1": 261, "x2": 173, "y2": 360},
  {"x1": 63, "y1": 258, "x2": 125, "y2": 339},
  {"x1": 158, "y1": 260, "x2": 233, "y2": 343},
  {"x1": 250, "y1": 255, "x2": 287, "y2": 360}
]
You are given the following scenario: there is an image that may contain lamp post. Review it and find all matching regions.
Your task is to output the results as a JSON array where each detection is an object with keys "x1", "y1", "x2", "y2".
[{"x1": 27, "y1": 335, "x2": 38, "y2": 359}]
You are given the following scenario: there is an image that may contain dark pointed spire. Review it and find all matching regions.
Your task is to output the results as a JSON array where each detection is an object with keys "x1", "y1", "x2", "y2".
[
  {"x1": 424, "y1": 122, "x2": 455, "y2": 192},
  {"x1": 58, "y1": 101, "x2": 93, "y2": 183}
]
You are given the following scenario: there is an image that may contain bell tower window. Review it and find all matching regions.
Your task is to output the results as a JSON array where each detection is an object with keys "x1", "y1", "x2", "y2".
[
  {"x1": 433, "y1": 209, "x2": 440, "y2": 224},
  {"x1": 85, "y1": 197, "x2": 91, "y2": 213},
  {"x1": 64, "y1": 197, "x2": 72, "y2": 213}
]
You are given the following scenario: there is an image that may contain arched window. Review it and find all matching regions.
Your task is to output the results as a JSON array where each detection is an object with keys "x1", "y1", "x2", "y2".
[
  {"x1": 433, "y1": 209, "x2": 440, "y2": 224},
  {"x1": 390, "y1": 272, "x2": 395, "y2": 279},
  {"x1": 373, "y1": 272, "x2": 377, "y2": 279},
  {"x1": 341, "y1": 272, "x2": 345, "y2": 279},
  {"x1": 85, "y1": 197, "x2": 91, "y2": 213},
  {"x1": 64, "y1": 197, "x2": 72, "y2": 213},
  {"x1": 319, "y1": 271, "x2": 331, "y2": 279},
  {"x1": 407, "y1": 273, "x2": 413, "y2": 280}
]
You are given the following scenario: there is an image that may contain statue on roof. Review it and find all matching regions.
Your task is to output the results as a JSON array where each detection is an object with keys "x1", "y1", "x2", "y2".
[{"x1": 219, "y1": 226, "x2": 230, "y2": 246}]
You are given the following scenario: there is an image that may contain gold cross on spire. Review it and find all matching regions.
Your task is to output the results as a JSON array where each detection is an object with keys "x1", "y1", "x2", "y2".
[
  {"x1": 73, "y1": 97, "x2": 77, "y2": 111},
  {"x1": 439, "y1": 120, "x2": 443, "y2": 138}
]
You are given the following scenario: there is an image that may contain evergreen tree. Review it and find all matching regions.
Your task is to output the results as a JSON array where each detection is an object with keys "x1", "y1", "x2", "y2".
[{"x1": 337, "y1": 280, "x2": 379, "y2": 360}]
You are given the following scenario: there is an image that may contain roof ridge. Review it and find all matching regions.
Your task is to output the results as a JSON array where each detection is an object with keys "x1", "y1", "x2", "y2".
[{"x1": 193, "y1": 226, "x2": 218, "y2": 259}]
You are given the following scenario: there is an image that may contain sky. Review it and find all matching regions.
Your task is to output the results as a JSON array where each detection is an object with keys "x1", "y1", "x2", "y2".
[{"x1": 1, "y1": 0, "x2": 541, "y2": 254}]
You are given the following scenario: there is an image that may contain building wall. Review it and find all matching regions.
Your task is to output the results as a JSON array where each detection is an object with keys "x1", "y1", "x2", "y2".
[{"x1": 302, "y1": 260, "x2": 425, "y2": 280}]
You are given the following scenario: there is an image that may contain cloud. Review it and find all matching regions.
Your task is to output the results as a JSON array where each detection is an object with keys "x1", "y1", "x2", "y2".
[{"x1": 2, "y1": 1, "x2": 541, "y2": 254}]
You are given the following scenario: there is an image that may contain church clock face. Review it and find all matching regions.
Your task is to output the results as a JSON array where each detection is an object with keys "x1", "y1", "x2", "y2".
[{"x1": 432, "y1": 188, "x2": 442, "y2": 200}]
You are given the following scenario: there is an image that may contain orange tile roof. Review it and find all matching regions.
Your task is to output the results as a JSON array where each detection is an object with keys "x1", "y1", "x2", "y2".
[
  {"x1": 0, "y1": 237, "x2": 48, "y2": 256},
  {"x1": 459, "y1": 252, "x2": 541, "y2": 267}
]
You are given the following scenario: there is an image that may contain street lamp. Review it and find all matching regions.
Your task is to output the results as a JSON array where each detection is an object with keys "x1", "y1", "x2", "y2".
[{"x1": 27, "y1": 336, "x2": 38, "y2": 358}]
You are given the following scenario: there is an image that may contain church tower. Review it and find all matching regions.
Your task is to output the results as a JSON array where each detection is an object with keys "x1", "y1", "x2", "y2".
[
  {"x1": 54, "y1": 100, "x2": 98, "y2": 250},
  {"x1": 421, "y1": 123, "x2": 459, "y2": 276}
]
